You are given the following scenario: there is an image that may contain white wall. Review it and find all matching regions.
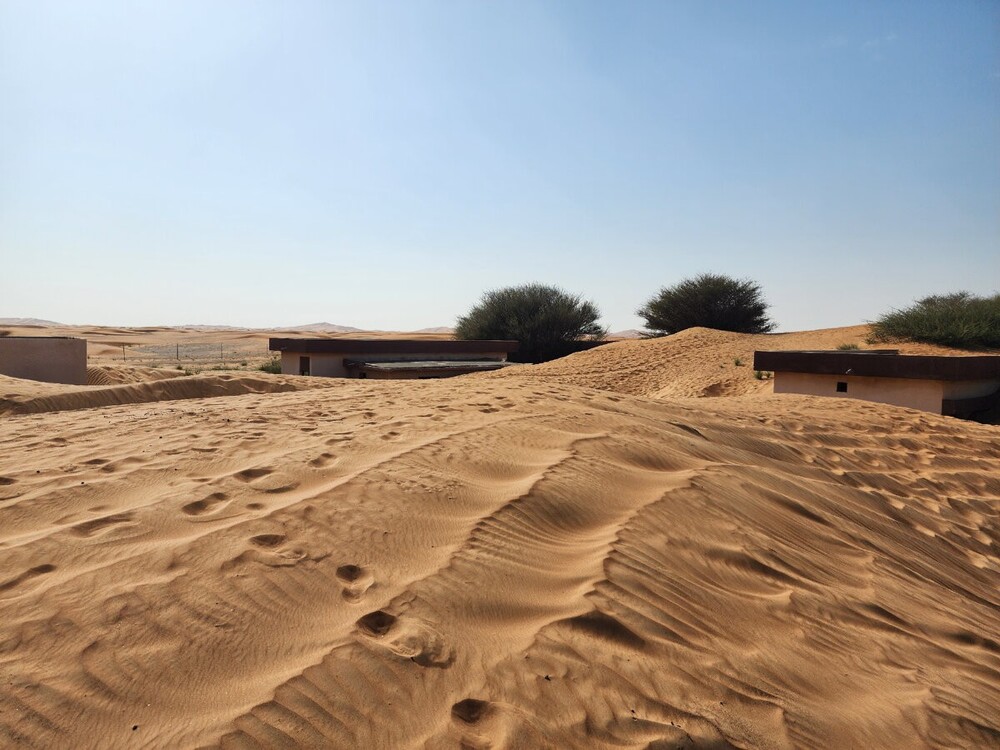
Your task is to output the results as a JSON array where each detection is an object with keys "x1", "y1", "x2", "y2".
[{"x1": 773, "y1": 372, "x2": 946, "y2": 414}]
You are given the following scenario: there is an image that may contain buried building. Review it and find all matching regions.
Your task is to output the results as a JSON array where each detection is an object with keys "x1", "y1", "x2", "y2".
[
  {"x1": 268, "y1": 338, "x2": 519, "y2": 379},
  {"x1": 0, "y1": 336, "x2": 88, "y2": 385},
  {"x1": 754, "y1": 349, "x2": 1000, "y2": 421}
]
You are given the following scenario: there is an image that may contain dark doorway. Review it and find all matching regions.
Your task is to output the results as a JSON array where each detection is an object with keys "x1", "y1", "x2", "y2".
[{"x1": 299, "y1": 356, "x2": 310, "y2": 376}]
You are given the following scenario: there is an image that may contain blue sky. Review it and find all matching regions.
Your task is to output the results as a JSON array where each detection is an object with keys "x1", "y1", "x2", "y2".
[{"x1": 1, "y1": 1, "x2": 997, "y2": 331}]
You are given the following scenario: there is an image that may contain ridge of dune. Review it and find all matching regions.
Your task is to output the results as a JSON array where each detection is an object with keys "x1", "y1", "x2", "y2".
[
  {"x1": 87, "y1": 365, "x2": 189, "y2": 386},
  {"x1": 0, "y1": 372, "x2": 331, "y2": 416},
  {"x1": 492, "y1": 325, "x2": 986, "y2": 399},
  {"x1": 0, "y1": 374, "x2": 997, "y2": 749}
]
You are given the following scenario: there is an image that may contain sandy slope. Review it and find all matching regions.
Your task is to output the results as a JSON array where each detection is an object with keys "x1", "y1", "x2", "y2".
[
  {"x1": 87, "y1": 365, "x2": 187, "y2": 386},
  {"x1": 491, "y1": 325, "x2": 980, "y2": 399},
  {"x1": 0, "y1": 373, "x2": 331, "y2": 416},
  {"x1": 0, "y1": 327, "x2": 997, "y2": 749}
]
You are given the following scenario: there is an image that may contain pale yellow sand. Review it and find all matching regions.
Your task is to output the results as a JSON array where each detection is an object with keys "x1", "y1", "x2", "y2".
[{"x1": 0, "y1": 326, "x2": 997, "y2": 749}]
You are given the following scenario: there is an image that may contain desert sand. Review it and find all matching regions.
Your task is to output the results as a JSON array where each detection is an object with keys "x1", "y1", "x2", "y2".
[{"x1": 0, "y1": 325, "x2": 997, "y2": 749}]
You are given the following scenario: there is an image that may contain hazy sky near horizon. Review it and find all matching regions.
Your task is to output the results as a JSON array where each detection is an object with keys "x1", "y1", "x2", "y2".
[{"x1": 2, "y1": 1, "x2": 998, "y2": 332}]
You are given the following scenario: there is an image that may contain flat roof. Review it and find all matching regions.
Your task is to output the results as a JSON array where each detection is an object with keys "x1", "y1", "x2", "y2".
[
  {"x1": 345, "y1": 359, "x2": 516, "y2": 373},
  {"x1": 754, "y1": 350, "x2": 1000, "y2": 381},
  {"x1": 269, "y1": 338, "x2": 518, "y2": 355}
]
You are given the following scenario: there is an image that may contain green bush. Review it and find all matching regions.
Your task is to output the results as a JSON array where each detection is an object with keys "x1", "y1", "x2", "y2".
[
  {"x1": 456, "y1": 283, "x2": 606, "y2": 363},
  {"x1": 258, "y1": 357, "x2": 282, "y2": 374},
  {"x1": 638, "y1": 273, "x2": 776, "y2": 336},
  {"x1": 837, "y1": 343, "x2": 860, "y2": 350},
  {"x1": 869, "y1": 292, "x2": 1000, "y2": 349}
]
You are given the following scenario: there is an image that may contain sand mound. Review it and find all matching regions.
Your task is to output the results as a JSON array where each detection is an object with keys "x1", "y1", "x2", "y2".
[
  {"x1": 0, "y1": 372, "x2": 330, "y2": 416},
  {"x1": 87, "y1": 365, "x2": 187, "y2": 386},
  {"x1": 0, "y1": 376, "x2": 996, "y2": 749},
  {"x1": 492, "y1": 325, "x2": 978, "y2": 399}
]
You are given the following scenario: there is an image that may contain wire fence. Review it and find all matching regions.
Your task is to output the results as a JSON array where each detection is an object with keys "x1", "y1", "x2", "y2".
[{"x1": 93, "y1": 341, "x2": 277, "y2": 372}]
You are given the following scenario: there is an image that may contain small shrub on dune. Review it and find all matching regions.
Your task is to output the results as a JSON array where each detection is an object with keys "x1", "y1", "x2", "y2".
[
  {"x1": 837, "y1": 343, "x2": 860, "y2": 351},
  {"x1": 638, "y1": 273, "x2": 776, "y2": 336},
  {"x1": 869, "y1": 292, "x2": 1000, "y2": 350},
  {"x1": 259, "y1": 357, "x2": 282, "y2": 374},
  {"x1": 456, "y1": 283, "x2": 606, "y2": 363}
]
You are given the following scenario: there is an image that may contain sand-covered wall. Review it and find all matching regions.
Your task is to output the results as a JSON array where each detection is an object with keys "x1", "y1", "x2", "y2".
[
  {"x1": 282, "y1": 350, "x2": 510, "y2": 378},
  {"x1": 774, "y1": 371, "x2": 1000, "y2": 415},
  {"x1": 0, "y1": 336, "x2": 87, "y2": 385},
  {"x1": 773, "y1": 371, "x2": 945, "y2": 413}
]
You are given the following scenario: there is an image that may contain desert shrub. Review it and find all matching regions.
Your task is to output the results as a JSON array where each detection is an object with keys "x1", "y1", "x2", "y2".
[
  {"x1": 754, "y1": 370, "x2": 772, "y2": 380},
  {"x1": 258, "y1": 357, "x2": 282, "y2": 374},
  {"x1": 456, "y1": 283, "x2": 606, "y2": 363},
  {"x1": 638, "y1": 273, "x2": 776, "y2": 336},
  {"x1": 837, "y1": 343, "x2": 860, "y2": 350},
  {"x1": 868, "y1": 292, "x2": 1000, "y2": 349}
]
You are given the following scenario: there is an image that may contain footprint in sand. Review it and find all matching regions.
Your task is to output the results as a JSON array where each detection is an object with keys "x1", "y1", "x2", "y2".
[
  {"x1": 0, "y1": 564, "x2": 56, "y2": 594},
  {"x1": 181, "y1": 492, "x2": 230, "y2": 517},
  {"x1": 235, "y1": 467, "x2": 273, "y2": 482},
  {"x1": 70, "y1": 512, "x2": 135, "y2": 538},
  {"x1": 450, "y1": 699, "x2": 519, "y2": 749},
  {"x1": 335, "y1": 564, "x2": 374, "y2": 602},
  {"x1": 452, "y1": 698, "x2": 490, "y2": 724},
  {"x1": 234, "y1": 467, "x2": 299, "y2": 494},
  {"x1": 355, "y1": 610, "x2": 454, "y2": 668},
  {"x1": 249, "y1": 533, "x2": 286, "y2": 548}
]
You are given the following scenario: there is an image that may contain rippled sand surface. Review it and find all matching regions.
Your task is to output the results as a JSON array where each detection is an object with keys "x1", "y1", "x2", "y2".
[{"x1": 1, "y1": 328, "x2": 997, "y2": 749}]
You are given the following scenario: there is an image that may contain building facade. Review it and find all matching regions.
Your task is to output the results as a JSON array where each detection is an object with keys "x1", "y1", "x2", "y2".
[
  {"x1": 268, "y1": 338, "x2": 519, "y2": 379},
  {"x1": 754, "y1": 350, "x2": 1000, "y2": 420}
]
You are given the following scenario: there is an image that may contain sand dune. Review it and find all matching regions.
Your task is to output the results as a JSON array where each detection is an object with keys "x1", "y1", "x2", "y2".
[
  {"x1": 0, "y1": 327, "x2": 997, "y2": 749},
  {"x1": 87, "y1": 365, "x2": 188, "y2": 386},
  {"x1": 0, "y1": 372, "x2": 330, "y2": 416},
  {"x1": 493, "y1": 325, "x2": 981, "y2": 399}
]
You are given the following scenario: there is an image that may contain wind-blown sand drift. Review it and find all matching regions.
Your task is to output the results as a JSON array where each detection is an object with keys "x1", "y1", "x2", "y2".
[{"x1": 0, "y1": 331, "x2": 997, "y2": 749}]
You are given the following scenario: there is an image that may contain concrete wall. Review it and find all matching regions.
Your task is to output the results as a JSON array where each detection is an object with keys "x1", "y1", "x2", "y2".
[
  {"x1": 773, "y1": 372, "x2": 946, "y2": 414},
  {"x1": 281, "y1": 352, "x2": 352, "y2": 377},
  {"x1": 0, "y1": 337, "x2": 88, "y2": 385},
  {"x1": 941, "y1": 379, "x2": 1000, "y2": 400},
  {"x1": 281, "y1": 350, "x2": 509, "y2": 378}
]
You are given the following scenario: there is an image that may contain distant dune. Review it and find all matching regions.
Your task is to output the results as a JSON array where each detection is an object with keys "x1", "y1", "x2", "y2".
[
  {"x1": 607, "y1": 328, "x2": 644, "y2": 338},
  {"x1": 411, "y1": 326, "x2": 455, "y2": 334},
  {"x1": 0, "y1": 324, "x2": 997, "y2": 748},
  {"x1": 0, "y1": 317, "x2": 62, "y2": 327},
  {"x1": 276, "y1": 322, "x2": 366, "y2": 333}
]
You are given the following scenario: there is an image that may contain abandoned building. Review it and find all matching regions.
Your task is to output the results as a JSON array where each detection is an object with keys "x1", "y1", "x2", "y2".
[
  {"x1": 754, "y1": 349, "x2": 1000, "y2": 420},
  {"x1": 268, "y1": 338, "x2": 519, "y2": 379}
]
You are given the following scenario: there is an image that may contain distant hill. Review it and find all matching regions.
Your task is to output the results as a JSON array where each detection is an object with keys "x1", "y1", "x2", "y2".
[
  {"x1": 277, "y1": 322, "x2": 365, "y2": 333},
  {"x1": 0, "y1": 317, "x2": 62, "y2": 327},
  {"x1": 608, "y1": 329, "x2": 644, "y2": 339},
  {"x1": 412, "y1": 326, "x2": 454, "y2": 334},
  {"x1": 177, "y1": 325, "x2": 253, "y2": 331}
]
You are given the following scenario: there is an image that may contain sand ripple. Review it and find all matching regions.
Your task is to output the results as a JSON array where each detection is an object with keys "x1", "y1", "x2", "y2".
[{"x1": 1, "y1": 374, "x2": 997, "y2": 749}]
